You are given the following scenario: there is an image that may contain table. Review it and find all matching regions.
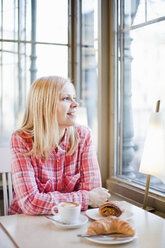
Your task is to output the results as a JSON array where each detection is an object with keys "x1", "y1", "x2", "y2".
[{"x1": 0, "y1": 201, "x2": 165, "y2": 248}]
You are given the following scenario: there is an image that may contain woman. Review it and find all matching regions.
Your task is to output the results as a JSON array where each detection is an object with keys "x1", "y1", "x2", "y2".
[{"x1": 9, "y1": 76, "x2": 110, "y2": 215}]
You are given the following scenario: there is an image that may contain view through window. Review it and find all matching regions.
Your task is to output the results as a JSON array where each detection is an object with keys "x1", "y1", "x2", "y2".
[
  {"x1": 0, "y1": 0, "x2": 68, "y2": 147},
  {"x1": 79, "y1": 0, "x2": 98, "y2": 148},
  {"x1": 118, "y1": 0, "x2": 165, "y2": 192}
]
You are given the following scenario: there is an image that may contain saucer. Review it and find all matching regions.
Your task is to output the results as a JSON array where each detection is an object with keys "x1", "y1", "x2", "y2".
[{"x1": 48, "y1": 214, "x2": 88, "y2": 229}]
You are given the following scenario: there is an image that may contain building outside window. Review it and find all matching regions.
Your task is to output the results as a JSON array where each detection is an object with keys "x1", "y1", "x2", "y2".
[
  {"x1": 76, "y1": 0, "x2": 98, "y2": 147},
  {"x1": 117, "y1": 0, "x2": 165, "y2": 194}
]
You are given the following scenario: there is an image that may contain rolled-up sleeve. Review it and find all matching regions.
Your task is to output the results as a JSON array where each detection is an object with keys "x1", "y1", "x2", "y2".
[{"x1": 76, "y1": 128, "x2": 102, "y2": 209}]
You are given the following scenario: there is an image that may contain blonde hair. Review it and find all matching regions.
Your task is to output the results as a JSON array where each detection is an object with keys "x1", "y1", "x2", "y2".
[{"x1": 18, "y1": 76, "x2": 78, "y2": 158}]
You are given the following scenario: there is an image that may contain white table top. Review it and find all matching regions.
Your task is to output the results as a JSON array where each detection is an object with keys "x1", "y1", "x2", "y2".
[{"x1": 0, "y1": 201, "x2": 164, "y2": 248}]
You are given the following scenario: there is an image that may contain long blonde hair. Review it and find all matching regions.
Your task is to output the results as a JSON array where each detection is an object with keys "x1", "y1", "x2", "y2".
[{"x1": 18, "y1": 76, "x2": 78, "y2": 158}]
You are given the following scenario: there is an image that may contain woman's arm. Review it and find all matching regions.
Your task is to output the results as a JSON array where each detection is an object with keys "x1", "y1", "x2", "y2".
[{"x1": 76, "y1": 127, "x2": 102, "y2": 191}]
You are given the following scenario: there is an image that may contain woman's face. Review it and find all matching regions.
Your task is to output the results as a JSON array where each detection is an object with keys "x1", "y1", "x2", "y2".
[{"x1": 57, "y1": 82, "x2": 78, "y2": 131}]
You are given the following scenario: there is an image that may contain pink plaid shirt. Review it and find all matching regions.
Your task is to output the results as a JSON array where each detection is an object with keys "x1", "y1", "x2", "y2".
[{"x1": 9, "y1": 126, "x2": 101, "y2": 215}]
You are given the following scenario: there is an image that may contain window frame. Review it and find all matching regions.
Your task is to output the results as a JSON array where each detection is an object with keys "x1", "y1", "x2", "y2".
[
  {"x1": 106, "y1": 0, "x2": 165, "y2": 215},
  {"x1": 71, "y1": 0, "x2": 111, "y2": 186}
]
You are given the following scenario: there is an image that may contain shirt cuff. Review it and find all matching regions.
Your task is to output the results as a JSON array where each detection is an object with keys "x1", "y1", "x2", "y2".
[{"x1": 81, "y1": 190, "x2": 89, "y2": 211}]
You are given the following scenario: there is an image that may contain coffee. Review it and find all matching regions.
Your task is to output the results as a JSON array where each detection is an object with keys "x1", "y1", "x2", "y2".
[{"x1": 60, "y1": 202, "x2": 79, "y2": 208}]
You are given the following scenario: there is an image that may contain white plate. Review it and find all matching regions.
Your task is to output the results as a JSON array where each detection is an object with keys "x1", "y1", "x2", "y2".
[
  {"x1": 85, "y1": 235, "x2": 136, "y2": 245},
  {"x1": 48, "y1": 214, "x2": 88, "y2": 229},
  {"x1": 85, "y1": 208, "x2": 133, "y2": 221}
]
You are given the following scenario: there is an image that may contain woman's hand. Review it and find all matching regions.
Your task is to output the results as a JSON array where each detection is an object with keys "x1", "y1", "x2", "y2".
[{"x1": 88, "y1": 187, "x2": 111, "y2": 207}]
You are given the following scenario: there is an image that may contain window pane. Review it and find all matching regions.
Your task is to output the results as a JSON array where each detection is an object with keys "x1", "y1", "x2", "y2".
[
  {"x1": 81, "y1": 0, "x2": 98, "y2": 147},
  {"x1": 124, "y1": 0, "x2": 145, "y2": 28},
  {"x1": 0, "y1": 50, "x2": 17, "y2": 146},
  {"x1": 119, "y1": 1, "x2": 165, "y2": 192},
  {"x1": 130, "y1": 21, "x2": 165, "y2": 191},
  {"x1": 0, "y1": 0, "x2": 68, "y2": 147},
  {"x1": 36, "y1": 0, "x2": 68, "y2": 44},
  {"x1": 36, "y1": 45, "x2": 68, "y2": 78},
  {"x1": 147, "y1": 0, "x2": 165, "y2": 21},
  {"x1": 0, "y1": 42, "x2": 31, "y2": 146},
  {"x1": 2, "y1": 0, "x2": 18, "y2": 40}
]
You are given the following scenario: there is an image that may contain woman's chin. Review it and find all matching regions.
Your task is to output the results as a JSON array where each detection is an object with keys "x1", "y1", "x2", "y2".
[{"x1": 66, "y1": 120, "x2": 77, "y2": 127}]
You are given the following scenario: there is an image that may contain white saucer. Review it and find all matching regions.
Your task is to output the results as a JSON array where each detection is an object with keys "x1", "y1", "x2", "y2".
[{"x1": 49, "y1": 214, "x2": 88, "y2": 229}]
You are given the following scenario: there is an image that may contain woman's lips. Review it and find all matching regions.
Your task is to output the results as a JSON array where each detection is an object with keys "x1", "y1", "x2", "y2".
[{"x1": 67, "y1": 112, "x2": 76, "y2": 117}]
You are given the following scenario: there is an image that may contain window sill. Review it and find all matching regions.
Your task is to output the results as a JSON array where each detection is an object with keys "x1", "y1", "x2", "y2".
[{"x1": 106, "y1": 177, "x2": 165, "y2": 218}]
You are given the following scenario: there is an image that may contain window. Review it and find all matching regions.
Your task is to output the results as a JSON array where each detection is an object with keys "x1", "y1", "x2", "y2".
[
  {"x1": 0, "y1": 0, "x2": 99, "y2": 149},
  {"x1": 75, "y1": 0, "x2": 98, "y2": 147},
  {"x1": 0, "y1": 0, "x2": 68, "y2": 147},
  {"x1": 111, "y1": 0, "x2": 165, "y2": 210}
]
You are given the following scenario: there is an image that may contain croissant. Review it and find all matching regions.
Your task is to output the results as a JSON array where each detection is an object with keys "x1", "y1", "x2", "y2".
[
  {"x1": 87, "y1": 217, "x2": 135, "y2": 236},
  {"x1": 99, "y1": 201, "x2": 123, "y2": 217}
]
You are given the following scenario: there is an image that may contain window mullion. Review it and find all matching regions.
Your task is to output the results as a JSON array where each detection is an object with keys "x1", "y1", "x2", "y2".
[{"x1": 0, "y1": 0, "x2": 3, "y2": 138}]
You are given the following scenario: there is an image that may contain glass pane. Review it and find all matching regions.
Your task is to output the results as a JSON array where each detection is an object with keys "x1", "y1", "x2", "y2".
[
  {"x1": 123, "y1": 0, "x2": 145, "y2": 28},
  {"x1": 36, "y1": 44, "x2": 68, "y2": 79},
  {"x1": 2, "y1": 0, "x2": 31, "y2": 43},
  {"x1": 0, "y1": 44, "x2": 18, "y2": 146},
  {"x1": 81, "y1": 0, "x2": 98, "y2": 147},
  {"x1": 147, "y1": 0, "x2": 165, "y2": 21},
  {"x1": 26, "y1": 1, "x2": 32, "y2": 41},
  {"x1": 0, "y1": 42, "x2": 31, "y2": 147},
  {"x1": 2, "y1": 0, "x2": 18, "y2": 40},
  {"x1": 36, "y1": 0, "x2": 68, "y2": 44},
  {"x1": 121, "y1": 20, "x2": 165, "y2": 191}
]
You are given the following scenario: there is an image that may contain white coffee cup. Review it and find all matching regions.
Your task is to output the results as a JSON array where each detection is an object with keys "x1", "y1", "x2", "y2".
[{"x1": 51, "y1": 202, "x2": 81, "y2": 224}]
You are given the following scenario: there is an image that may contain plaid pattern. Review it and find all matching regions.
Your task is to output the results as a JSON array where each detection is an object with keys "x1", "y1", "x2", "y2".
[{"x1": 9, "y1": 126, "x2": 101, "y2": 215}]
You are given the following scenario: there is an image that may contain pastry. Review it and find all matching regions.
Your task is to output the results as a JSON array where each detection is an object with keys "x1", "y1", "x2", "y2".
[
  {"x1": 87, "y1": 217, "x2": 135, "y2": 236},
  {"x1": 99, "y1": 201, "x2": 123, "y2": 217}
]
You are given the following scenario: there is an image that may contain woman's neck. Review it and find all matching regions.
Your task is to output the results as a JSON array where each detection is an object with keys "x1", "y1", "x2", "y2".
[{"x1": 59, "y1": 128, "x2": 65, "y2": 142}]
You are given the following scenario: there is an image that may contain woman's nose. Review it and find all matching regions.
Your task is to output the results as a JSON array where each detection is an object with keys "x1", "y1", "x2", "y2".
[{"x1": 71, "y1": 99, "x2": 78, "y2": 108}]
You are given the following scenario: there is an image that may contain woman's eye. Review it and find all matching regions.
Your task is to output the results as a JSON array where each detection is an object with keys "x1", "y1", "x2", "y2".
[
  {"x1": 62, "y1": 96, "x2": 77, "y2": 102},
  {"x1": 63, "y1": 97, "x2": 70, "y2": 101}
]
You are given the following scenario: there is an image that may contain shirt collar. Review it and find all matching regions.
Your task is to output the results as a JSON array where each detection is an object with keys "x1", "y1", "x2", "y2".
[{"x1": 58, "y1": 128, "x2": 70, "y2": 152}]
